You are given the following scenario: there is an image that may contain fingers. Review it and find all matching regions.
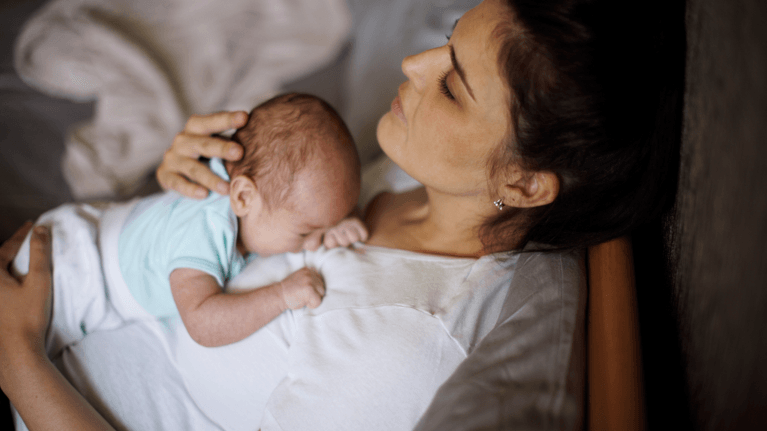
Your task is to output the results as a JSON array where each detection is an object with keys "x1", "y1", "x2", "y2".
[
  {"x1": 156, "y1": 170, "x2": 209, "y2": 199},
  {"x1": 24, "y1": 226, "x2": 51, "y2": 295},
  {"x1": 0, "y1": 221, "x2": 33, "y2": 267},
  {"x1": 351, "y1": 219, "x2": 369, "y2": 242},
  {"x1": 172, "y1": 133, "x2": 244, "y2": 162},
  {"x1": 304, "y1": 276, "x2": 325, "y2": 309},
  {"x1": 281, "y1": 268, "x2": 325, "y2": 310},
  {"x1": 183, "y1": 111, "x2": 249, "y2": 141},
  {"x1": 157, "y1": 111, "x2": 248, "y2": 198},
  {"x1": 158, "y1": 151, "x2": 229, "y2": 197},
  {"x1": 323, "y1": 218, "x2": 369, "y2": 249},
  {"x1": 323, "y1": 230, "x2": 341, "y2": 249},
  {"x1": 301, "y1": 230, "x2": 324, "y2": 252}
]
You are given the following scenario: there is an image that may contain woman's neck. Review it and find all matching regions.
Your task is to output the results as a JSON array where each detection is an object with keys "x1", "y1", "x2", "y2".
[{"x1": 365, "y1": 186, "x2": 499, "y2": 258}]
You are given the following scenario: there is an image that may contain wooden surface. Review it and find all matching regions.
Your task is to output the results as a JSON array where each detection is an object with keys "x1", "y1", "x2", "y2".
[{"x1": 587, "y1": 237, "x2": 646, "y2": 431}]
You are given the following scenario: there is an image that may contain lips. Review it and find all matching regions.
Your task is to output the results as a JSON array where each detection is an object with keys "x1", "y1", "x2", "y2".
[{"x1": 391, "y1": 95, "x2": 407, "y2": 125}]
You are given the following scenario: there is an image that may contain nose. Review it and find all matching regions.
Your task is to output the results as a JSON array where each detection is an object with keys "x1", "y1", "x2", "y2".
[{"x1": 401, "y1": 46, "x2": 446, "y2": 93}]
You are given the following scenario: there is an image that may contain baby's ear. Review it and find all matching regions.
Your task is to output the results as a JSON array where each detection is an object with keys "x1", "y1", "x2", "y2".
[{"x1": 229, "y1": 175, "x2": 262, "y2": 217}]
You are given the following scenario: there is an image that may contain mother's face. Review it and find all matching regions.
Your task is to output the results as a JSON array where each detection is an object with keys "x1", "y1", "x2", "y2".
[{"x1": 377, "y1": 0, "x2": 511, "y2": 197}]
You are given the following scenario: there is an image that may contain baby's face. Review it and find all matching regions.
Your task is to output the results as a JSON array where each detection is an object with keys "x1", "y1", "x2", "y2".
[{"x1": 237, "y1": 170, "x2": 354, "y2": 257}]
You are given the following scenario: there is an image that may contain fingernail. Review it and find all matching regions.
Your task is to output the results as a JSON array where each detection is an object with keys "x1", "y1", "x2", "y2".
[
  {"x1": 195, "y1": 188, "x2": 208, "y2": 199},
  {"x1": 234, "y1": 111, "x2": 248, "y2": 125},
  {"x1": 228, "y1": 146, "x2": 242, "y2": 159}
]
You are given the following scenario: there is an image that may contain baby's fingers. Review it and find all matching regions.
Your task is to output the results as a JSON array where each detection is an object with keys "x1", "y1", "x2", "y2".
[
  {"x1": 313, "y1": 277, "x2": 326, "y2": 297},
  {"x1": 301, "y1": 271, "x2": 324, "y2": 309},
  {"x1": 349, "y1": 219, "x2": 369, "y2": 242},
  {"x1": 305, "y1": 291, "x2": 323, "y2": 309},
  {"x1": 341, "y1": 218, "x2": 369, "y2": 243},
  {"x1": 323, "y1": 219, "x2": 369, "y2": 248},
  {"x1": 323, "y1": 230, "x2": 340, "y2": 249}
]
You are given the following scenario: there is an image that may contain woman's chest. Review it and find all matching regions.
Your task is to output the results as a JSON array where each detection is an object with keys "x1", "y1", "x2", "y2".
[
  {"x1": 312, "y1": 248, "x2": 475, "y2": 314},
  {"x1": 304, "y1": 247, "x2": 516, "y2": 349}
]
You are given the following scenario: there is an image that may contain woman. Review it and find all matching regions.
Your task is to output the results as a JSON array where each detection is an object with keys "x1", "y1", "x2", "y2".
[{"x1": 0, "y1": 0, "x2": 679, "y2": 429}]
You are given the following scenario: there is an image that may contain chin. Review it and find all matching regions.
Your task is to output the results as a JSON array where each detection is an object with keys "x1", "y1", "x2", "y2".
[{"x1": 376, "y1": 113, "x2": 402, "y2": 161}]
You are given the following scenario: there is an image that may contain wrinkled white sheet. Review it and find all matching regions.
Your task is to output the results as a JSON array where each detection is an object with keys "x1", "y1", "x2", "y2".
[{"x1": 14, "y1": 0, "x2": 351, "y2": 199}]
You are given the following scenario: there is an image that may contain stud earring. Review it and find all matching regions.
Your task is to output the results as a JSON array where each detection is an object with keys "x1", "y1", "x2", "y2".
[{"x1": 493, "y1": 199, "x2": 505, "y2": 211}]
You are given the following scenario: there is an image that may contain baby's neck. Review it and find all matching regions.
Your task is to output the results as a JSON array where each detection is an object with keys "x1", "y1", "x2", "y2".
[{"x1": 235, "y1": 222, "x2": 249, "y2": 256}]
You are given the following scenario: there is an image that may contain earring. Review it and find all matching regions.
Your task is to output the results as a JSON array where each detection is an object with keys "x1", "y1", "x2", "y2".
[{"x1": 493, "y1": 199, "x2": 505, "y2": 211}]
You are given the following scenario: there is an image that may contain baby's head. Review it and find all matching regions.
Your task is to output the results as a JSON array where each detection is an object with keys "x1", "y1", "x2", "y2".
[{"x1": 226, "y1": 93, "x2": 360, "y2": 256}]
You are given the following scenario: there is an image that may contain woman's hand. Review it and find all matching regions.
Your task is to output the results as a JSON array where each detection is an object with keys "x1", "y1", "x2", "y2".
[
  {"x1": 0, "y1": 223, "x2": 116, "y2": 431},
  {"x1": 156, "y1": 111, "x2": 248, "y2": 199},
  {"x1": 0, "y1": 222, "x2": 51, "y2": 361}
]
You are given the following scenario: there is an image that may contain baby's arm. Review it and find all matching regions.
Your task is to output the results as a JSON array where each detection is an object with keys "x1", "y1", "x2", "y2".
[
  {"x1": 323, "y1": 217, "x2": 369, "y2": 249},
  {"x1": 170, "y1": 267, "x2": 324, "y2": 347}
]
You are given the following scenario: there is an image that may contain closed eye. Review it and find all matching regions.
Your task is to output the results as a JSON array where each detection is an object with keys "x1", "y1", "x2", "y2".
[{"x1": 439, "y1": 71, "x2": 455, "y2": 101}]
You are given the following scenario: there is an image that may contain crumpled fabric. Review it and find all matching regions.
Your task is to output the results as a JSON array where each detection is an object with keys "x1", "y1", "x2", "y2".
[{"x1": 14, "y1": 0, "x2": 351, "y2": 199}]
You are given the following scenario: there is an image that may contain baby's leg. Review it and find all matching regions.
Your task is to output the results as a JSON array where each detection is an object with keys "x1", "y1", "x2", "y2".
[{"x1": 12, "y1": 203, "x2": 123, "y2": 359}]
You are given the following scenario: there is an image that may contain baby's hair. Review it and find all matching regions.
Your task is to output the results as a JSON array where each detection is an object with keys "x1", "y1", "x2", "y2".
[{"x1": 228, "y1": 93, "x2": 357, "y2": 210}]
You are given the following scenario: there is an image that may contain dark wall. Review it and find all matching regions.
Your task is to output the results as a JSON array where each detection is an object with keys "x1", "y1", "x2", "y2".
[{"x1": 656, "y1": 0, "x2": 767, "y2": 429}]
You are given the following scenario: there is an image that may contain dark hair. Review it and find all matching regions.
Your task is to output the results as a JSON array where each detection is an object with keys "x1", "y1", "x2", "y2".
[
  {"x1": 484, "y1": 0, "x2": 685, "y2": 252},
  {"x1": 228, "y1": 93, "x2": 358, "y2": 210}
]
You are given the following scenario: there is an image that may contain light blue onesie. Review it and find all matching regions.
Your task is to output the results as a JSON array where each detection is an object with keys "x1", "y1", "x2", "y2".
[{"x1": 118, "y1": 158, "x2": 254, "y2": 318}]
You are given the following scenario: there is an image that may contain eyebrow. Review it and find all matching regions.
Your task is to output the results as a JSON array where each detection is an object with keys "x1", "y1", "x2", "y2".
[{"x1": 450, "y1": 45, "x2": 475, "y2": 101}]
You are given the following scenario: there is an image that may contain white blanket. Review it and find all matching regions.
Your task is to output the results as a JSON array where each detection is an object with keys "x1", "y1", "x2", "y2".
[{"x1": 14, "y1": 0, "x2": 351, "y2": 199}]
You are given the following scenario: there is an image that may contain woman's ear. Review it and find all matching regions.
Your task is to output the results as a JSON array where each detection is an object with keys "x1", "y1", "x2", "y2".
[
  {"x1": 500, "y1": 170, "x2": 559, "y2": 209},
  {"x1": 229, "y1": 175, "x2": 262, "y2": 217}
]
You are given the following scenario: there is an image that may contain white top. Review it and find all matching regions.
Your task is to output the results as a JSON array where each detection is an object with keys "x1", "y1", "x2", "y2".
[
  {"x1": 118, "y1": 158, "x2": 251, "y2": 317},
  {"x1": 170, "y1": 243, "x2": 518, "y2": 431}
]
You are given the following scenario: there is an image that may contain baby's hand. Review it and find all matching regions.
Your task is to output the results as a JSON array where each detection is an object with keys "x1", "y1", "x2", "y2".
[
  {"x1": 279, "y1": 267, "x2": 325, "y2": 310},
  {"x1": 323, "y1": 217, "x2": 369, "y2": 249}
]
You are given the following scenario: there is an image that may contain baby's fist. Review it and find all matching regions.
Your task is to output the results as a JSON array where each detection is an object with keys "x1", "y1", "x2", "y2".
[
  {"x1": 323, "y1": 217, "x2": 368, "y2": 249},
  {"x1": 279, "y1": 268, "x2": 325, "y2": 310}
]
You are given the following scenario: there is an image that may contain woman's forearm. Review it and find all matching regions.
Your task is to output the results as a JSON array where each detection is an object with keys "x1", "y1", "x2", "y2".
[
  {"x1": 1, "y1": 348, "x2": 115, "y2": 431},
  {"x1": 0, "y1": 224, "x2": 113, "y2": 430}
]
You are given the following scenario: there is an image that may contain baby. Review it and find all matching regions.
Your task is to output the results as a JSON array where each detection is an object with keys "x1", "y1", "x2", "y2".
[{"x1": 118, "y1": 93, "x2": 366, "y2": 347}]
